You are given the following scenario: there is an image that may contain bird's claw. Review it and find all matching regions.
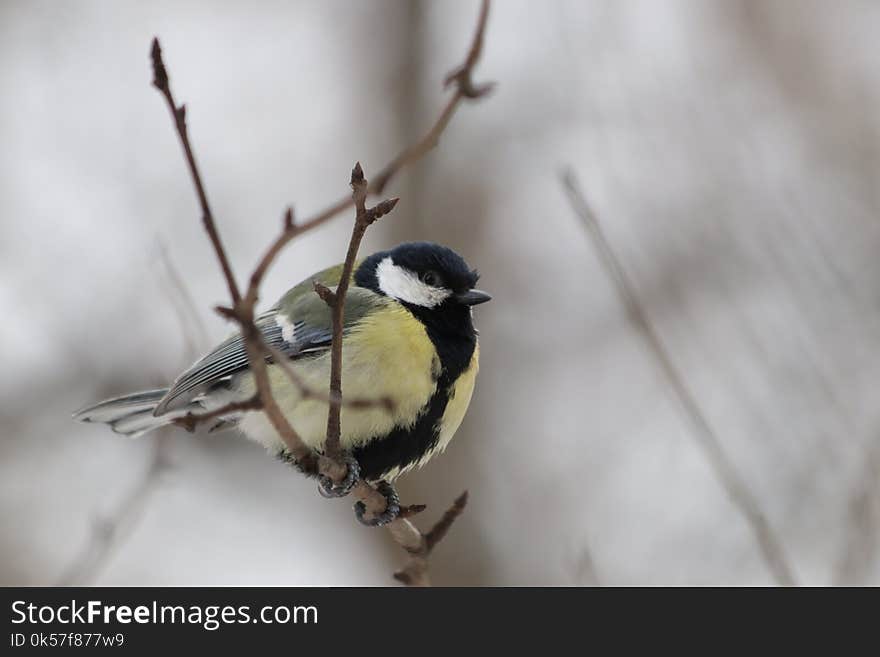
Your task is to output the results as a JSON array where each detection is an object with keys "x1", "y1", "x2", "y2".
[
  {"x1": 318, "y1": 454, "x2": 360, "y2": 498},
  {"x1": 354, "y1": 480, "x2": 400, "y2": 527}
]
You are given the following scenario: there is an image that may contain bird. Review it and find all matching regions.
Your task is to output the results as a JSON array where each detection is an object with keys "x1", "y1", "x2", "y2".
[{"x1": 74, "y1": 241, "x2": 490, "y2": 525}]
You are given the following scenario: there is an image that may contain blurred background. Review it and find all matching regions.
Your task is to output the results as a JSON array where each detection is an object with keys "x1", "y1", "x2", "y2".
[{"x1": 2, "y1": 0, "x2": 879, "y2": 586}]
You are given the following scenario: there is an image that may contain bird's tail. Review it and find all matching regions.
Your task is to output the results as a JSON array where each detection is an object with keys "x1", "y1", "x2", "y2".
[{"x1": 73, "y1": 388, "x2": 184, "y2": 438}]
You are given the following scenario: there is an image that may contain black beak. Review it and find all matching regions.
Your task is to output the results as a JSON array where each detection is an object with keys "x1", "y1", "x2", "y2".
[{"x1": 455, "y1": 289, "x2": 492, "y2": 306}]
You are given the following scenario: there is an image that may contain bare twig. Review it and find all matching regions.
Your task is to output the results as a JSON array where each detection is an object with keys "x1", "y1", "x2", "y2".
[
  {"x1": 398, "y1": 503, "x2": 428, "y2": 520},
  {"x1": 151, "y1": 37, "x2": 317, "y2": 473},
  {"x1": 313, "y1": 1, "x2": 492, "y2": 541},
  {"x1": 150, "y1": 0, "x2": 492, "y2": 585},
  {"x1": 372, "y1": 0, "x2": 494, "y2": 194},
  {"x1": 242, "y1": 207, "x2": 296, "y2": 309},
  {"x1": 424, "y1": 490, "x2": 469, "y2": 551},
  {"x1": 173, "y1": 395, "x2": 262, "y2": 432},
  {"x1": 561, "y1": 169, "x2": 797, "y2": 587},
  {"x1": 242, "y1": 319, "x2": 323, "y2": 472},
  {"x1": 150, "y1": 40, "x2": 241, "y2": 306},
  {"x1": 393, "y1": 491, "x2": 470, "y2": 586},
  {"x1": 226, "y1": 0, "x2": 494, "y2": 289},
  {"x1": 322, "y1": 163, "x2": 399, "y2": 459}
]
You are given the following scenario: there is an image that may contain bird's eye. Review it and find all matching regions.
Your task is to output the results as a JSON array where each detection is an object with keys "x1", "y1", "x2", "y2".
[{"x1": 421, "y1": 270, "x2": 442, "y2": 287}]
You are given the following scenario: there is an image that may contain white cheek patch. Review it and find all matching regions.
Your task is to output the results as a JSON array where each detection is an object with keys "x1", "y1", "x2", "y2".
[{"x1": 376, "y1": 256, "x2": 451, "y2": 308}]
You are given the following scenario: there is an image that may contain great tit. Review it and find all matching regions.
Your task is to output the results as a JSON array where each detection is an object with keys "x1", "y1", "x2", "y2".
[{"x1": 75, "y1": 242, "x2": 490, "y2": 519}]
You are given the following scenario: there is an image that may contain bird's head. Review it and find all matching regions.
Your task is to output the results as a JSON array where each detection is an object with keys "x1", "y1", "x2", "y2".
[{"x1": 355, "y1": 242, "x2": 490, "y2": 334}]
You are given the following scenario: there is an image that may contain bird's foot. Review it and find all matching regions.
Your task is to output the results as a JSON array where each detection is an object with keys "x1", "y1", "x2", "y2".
[
  {"x1": 277, "y1": 449, "x2": 322, "y2": 479},
  {"x1": 354, "y1": 480, "x2": 400, "y2": 527},
  {"x1": 318, "y1": 454, "x2": 360, "y2": 498}
]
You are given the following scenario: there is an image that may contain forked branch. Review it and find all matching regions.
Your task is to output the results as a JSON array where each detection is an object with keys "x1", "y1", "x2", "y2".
[{"x1": 149, "y1": 0, "x2": 492, "y2": 584}]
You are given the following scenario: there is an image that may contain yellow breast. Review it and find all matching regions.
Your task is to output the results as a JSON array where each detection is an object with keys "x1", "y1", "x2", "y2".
[
  {"x1": 433, "y1": 342, "x2": 480, "y2": 458},
  {"x1": 237, "y1": 302, "x2": 440, "y2": 455}
]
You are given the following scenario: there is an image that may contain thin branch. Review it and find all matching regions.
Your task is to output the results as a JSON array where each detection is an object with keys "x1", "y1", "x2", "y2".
[
  {"x1": 243, "y1": 207, "x2": 298, "y2": 309},
  {"x1": 323, "y1": 163, "x2": 399, "y2": 459},
  {"x1": 372, "y1": 0, "x2": 493, "y2": 194},
  {"x1": 150, "y1": 39, "x2": 241, "y2": 306},
  {"x1": 149, "y1": 0, "x2": 492, "y2": 585},
  {"x1": 314, "y1": 2, "x2": 493, "y2": 542},
  {"x1": 150, "y1": 37, "x2": 317, "y2": 473},
  {"x1": 172, "y1": 395, "x2": 262, "y2": 432},
  {"x1": 243, "y1": 318, "x2": 323, "y2": 471},
  {"x1": 424, "y1": 490, "x2": 469, "y2": 551},
  {"x1": 230, "y1": 0, "x2": 494, "y2": 302},
  {"x1": 393, "y1": 491, "x2": 470, "y2": 586},
  {"x1": 561, "y1": 169, "x2": 797, "y2": 587}
]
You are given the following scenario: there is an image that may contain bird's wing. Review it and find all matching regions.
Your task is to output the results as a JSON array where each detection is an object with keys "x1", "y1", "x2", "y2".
[
  {"x1": 153, "y1": 275, "x2": 379, "y2": 416},
  {"x1": 152, "y1": 309, "x2": 323, "y2": 415}
]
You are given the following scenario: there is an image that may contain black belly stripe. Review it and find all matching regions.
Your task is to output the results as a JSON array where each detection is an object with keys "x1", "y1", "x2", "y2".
[
  {"x1": 349, "y1": 295, "x2": 477, "y2": 481},
  {"x1": 352, "y1": 383, "x2": 452, "y2": 481},
  {"x1": 353, "y1": 332, "x2": 475, "y2": 480}
]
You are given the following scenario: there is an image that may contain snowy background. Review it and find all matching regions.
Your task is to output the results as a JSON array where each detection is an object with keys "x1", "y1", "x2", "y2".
[{"x1": 2, "y1": 0, "x2": 879, "y2": 585}]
